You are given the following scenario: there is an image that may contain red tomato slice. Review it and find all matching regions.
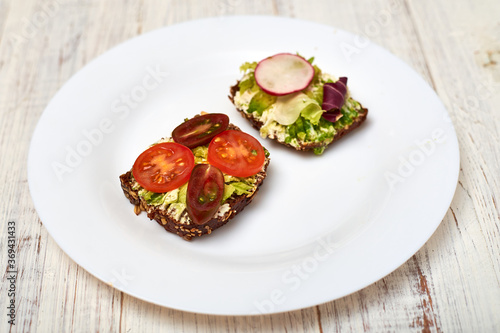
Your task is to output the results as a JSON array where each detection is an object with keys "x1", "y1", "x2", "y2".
[
  {"x1": 186, "y1": 164, "x2": 224, "y2": 225},
  {"x1": 132, "y1": 142, "x2": 195, "y2": 193},
  {"x1": 207, "y1": 130, "x2": 265, "y2": 178},
  {"x1": 172, "y1": 113, "x2": 229, "y2": 148}
]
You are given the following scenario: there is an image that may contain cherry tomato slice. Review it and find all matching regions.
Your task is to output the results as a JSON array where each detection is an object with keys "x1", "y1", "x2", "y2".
[
  {"x1": 132, "y1": 142, "x2": 195, "y2": 193},
  {"x1": 207, "y1": 130, "x2": 265, "y2": 178},
  {"x1": 172, "y1": 113, "x2": 229, "y2": 148},
  {"x1": 186, "y1": 164, "x2": 224, "y2": 225}
]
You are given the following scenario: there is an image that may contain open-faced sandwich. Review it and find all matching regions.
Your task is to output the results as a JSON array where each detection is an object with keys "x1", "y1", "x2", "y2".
[
  {"x1": 229, "y1": 53, "x2": 368, "y2": 155},
  {"x1": 119, "y1": 113, "x2": 270, "y2": 241}
]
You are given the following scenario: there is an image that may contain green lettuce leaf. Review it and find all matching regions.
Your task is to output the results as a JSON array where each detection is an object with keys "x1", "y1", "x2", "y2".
[
  {"x1": 239, "y1": 61, "x2": 257, "y2": 72},
  {"x1": 177, "y1": 183, "x2": 187, "y2": 204},
  {"x1": 139, "y1": 188, "x2": 179, "y2": 206},
  {"x1": 300, "y1": 102, "x2": 323, "y2": 125},
  {"x1": 222, "y1": 181, "x2": 254, "y2": 201},
  {"x1": 232, "y1": 182, "x2": 253, "y2": 195},
  {"x1": 222, "y1": 184, "x2": 235, "y2": 202},
  {"x1": 248, "y1": 91, "x2": 277, "y2": 116},
  {"x1": 192, "y1": 146, "x2": 208, "y2": 163},
  {"x1": 239, "y1": 75, "x2": 260, "y2": 94},
  {"x1": 168, "y1": 202, "x2": 186, "y2": 220},
  {"x1": 238, "y1": 62, "x2": 259, "y2": 94}
]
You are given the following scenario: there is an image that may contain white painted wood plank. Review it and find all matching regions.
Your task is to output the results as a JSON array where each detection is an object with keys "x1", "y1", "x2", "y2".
[{"x1": 406, "y1": 0, "x2": 500, "y2": 331}]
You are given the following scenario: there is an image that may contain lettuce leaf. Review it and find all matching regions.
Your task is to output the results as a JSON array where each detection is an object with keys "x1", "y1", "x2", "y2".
[
  {"x1": 232, "y1": 182, "x2": 254, "y2": 195},
  {"x1": 300, "y1": 102, "x2": 323, "y2": 125},
  {"x1": 222, "y1": 184, "x2": 235, "y2": 202},
  {"x1": 222, "y1": 181, "x2": 254, "y2": 201},
  {"x1": 238, "y1": 62, "x2": 259, "y2": 94},
  {"x1": 273, "y1": 92, "x2": 323, "y2": 126},
  {"x1": 248, "y1": 91, "x2": 277, "y2": 116},
  {"x1": 239, "y1": 75, "x2": 258, "y2": 94},
  {"x1": 139, "y1": 188, "x2": 179, "y2": 206},
  {"x1": 177, "y1": 183, "x2": 187, "y2": 204},
  {"x1": 240, "y1": 61, "x2": 257, "y2": 72},
  {"x1": 168, "y1": 202, "x2": 186, "y2": 220},
  {"x1": 192, "y1": 146, "x2": 208, "y2": 163}
]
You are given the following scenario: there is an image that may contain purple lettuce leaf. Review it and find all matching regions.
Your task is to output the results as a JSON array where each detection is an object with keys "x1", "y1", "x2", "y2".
[
  {"x1": 321, "y1": 77, "x2": 348, "y2": 122},
  {"x1": 322, "y1": 109, "x2": 343, "y2": 123}
]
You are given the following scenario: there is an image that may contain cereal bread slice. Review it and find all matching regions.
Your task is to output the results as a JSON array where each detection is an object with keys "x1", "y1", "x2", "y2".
[
  {"x1": 229, "y1": 82, "x2": 368, "y2": 153},
  {"x1": 119, "y1": 124, "x2": 269, "y2": 241}
]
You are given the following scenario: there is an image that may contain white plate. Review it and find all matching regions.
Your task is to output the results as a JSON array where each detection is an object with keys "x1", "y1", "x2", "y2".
[{"x1": 28, "y1": 16, "x2": 459, "y2": 315}]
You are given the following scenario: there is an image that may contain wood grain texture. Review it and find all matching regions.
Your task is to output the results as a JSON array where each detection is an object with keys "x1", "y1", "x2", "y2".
[{"x1": 0, "y1": 0, "x2": 499, "y2": 332}]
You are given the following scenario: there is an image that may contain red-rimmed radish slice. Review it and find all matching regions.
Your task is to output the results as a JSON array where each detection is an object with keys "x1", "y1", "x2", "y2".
[{"x1": 254, "y1": 53, "x2": 314, "y2": 96}]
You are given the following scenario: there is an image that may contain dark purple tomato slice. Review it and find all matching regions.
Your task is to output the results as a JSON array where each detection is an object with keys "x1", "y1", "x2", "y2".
[
  {"x1": 186, "y1": 164, "x2": 224, "y2": 225},
  {"x1": 172, "y1": 113, "x2": 229, "y2": 148}
]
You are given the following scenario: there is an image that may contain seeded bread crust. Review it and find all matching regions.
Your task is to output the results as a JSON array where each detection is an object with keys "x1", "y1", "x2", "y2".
[
  {"x1": 229, "y1": 82, "x2": 368, "y2": 151},
  {"x1": 119, "y1": 123, "x2": 269, "y2": 241}
]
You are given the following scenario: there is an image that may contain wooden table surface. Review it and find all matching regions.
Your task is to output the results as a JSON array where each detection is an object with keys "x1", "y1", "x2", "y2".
[{"x1": 1, "y1": 0, "x2": 499, "y2": 332}]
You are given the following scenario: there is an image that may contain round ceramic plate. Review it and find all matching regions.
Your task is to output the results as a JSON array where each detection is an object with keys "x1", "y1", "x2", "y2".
[{"x1": 28, "y1": 16, "x2": 459, "y2": 315}]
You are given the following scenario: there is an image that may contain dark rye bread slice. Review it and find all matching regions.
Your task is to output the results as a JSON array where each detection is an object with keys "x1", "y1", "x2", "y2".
[
  {"x1": 229, "y1": 82, "x2": 368, "y2": 151},
  {"x1": 119, "y1": 124, "x2": 269, "y2": 241}
]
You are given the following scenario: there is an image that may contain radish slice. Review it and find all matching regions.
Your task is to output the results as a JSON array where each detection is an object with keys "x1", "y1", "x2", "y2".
[{"x1": 254, "y1": 53, "x2": 315, "y2": 96}]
